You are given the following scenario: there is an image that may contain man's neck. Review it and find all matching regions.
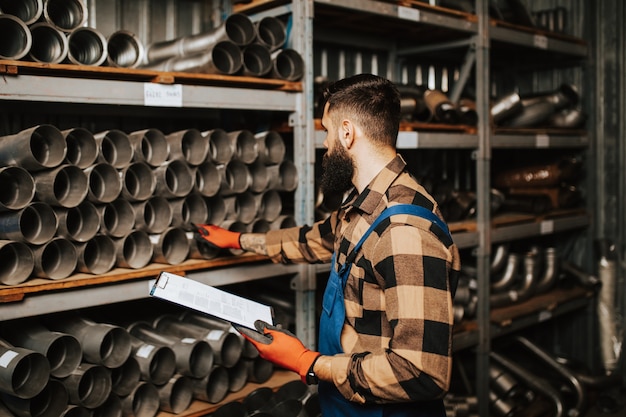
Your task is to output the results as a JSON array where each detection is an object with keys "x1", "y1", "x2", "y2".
[{"x1": 352, "y1": 149, "x2": 396, "y2": 193}]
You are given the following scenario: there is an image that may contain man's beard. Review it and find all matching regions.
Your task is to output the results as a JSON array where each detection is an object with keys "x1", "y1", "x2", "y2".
[{"x1": 319, "y1": 139, "x2": 355, "y2": 194}]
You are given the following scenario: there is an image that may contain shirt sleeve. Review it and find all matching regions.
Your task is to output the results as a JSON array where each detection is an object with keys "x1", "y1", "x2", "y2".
[
  {"x1": 330, "y1": 223, "x2": 458, "y2": 404},
  {"x1": 264, "y1": 212, "x2": 338, "y2": 265}
]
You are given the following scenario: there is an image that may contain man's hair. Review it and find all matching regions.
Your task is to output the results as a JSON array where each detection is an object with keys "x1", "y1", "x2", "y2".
[{"x1": 322, "y1": 73, "x2": 401, "y2": 147}]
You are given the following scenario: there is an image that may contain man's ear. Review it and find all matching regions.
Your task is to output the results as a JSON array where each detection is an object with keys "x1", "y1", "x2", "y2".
[{"x1": 341, "y1": 120, "x2": 354, "y2": 148}]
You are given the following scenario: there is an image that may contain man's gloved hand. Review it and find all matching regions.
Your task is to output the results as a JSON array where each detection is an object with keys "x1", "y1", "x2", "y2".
[
  {"x1": 238, "y1": 320, "x2": 320, "y2": 383},
  {"x1": 193, "y1": 224, "x2": 242, "y2": 250}
]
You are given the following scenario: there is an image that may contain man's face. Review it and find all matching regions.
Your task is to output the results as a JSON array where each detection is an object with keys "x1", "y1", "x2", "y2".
[{"x1": 319, "y1": 104, "x2": 355, "y2": 194}]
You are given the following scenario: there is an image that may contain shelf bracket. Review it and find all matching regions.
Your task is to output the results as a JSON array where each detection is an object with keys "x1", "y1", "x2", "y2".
[{"x1": 448, "y1": 37, "x2": 477, "y2": 103}]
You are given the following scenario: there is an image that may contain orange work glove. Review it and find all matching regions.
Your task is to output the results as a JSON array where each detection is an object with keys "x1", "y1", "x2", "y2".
[
  {"x1": 194, "y1": 224, "x2": 242, "y2": 250},
  {"x1": 237, "y1": 320, "x2": 321, "y2": 383}
]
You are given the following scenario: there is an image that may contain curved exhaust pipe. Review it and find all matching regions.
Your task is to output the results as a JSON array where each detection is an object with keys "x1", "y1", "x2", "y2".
[
  {"x1": 271, "y1": 49, "x2": 304, "y2": 81},
  {"x1": 157, "y1": 375, "x2": 194, "y2": 414},
  {"x1": 1, "y1": 379, "x2": 68, "y2": 417},
  {"x1": 126, "y1": 321, "x2": 213, "y2": 379},
  {"x1": 67, "y1": 26, "x2": 108, "y2": 66},
  {"x1": 44, "y1": 316, "x2": 132, "y2": 369},
  {"x1": 267, "y1": 160, "x2": 298, "y2": 192},
  {"x1": 204, "y1": 128, "x2": 234, "y2": 165},
  {"x1": 560, "y1": 259, "x2": 601, "y2": 289},
  {"x1": 490, "y1": 251, "x2": 539, "y2": 308},
  {"x1": 0, "y1": 338, "x2": 50, "y2": 399},
  {"x1": 534, "y1": 247, "x2": 559, "y2": 293},
  {"x1": 0, "y1": 125, "x2": 66, "y2": 171},
  {"x1": 170, "y1": 193, "x2": 208, "y2": 227},
  {"x1": 94, "y1": 130, "x2": 134, "y2": 169},
  {"x1": 33, "y1": 164, "x2": 89, "y2": 208},
  {"x1": 242, "y1": 43, "x2": 272, "y2": 77},
  {"x1": 150, "y1": 227, "x2": 190, "y2": 265},
  {"x1": 128, "y1": 335, "x2": 176, "y2": 386},
  {"x1": 0, "y1": 240, "x2": 34, "y2": 285},
  {"x1": 218, "y1": 160, "x2": 251, "y2": 196},
  {"x1": 0, "y1": 202, "x2": 58, "y2": 245},
  {"x1": 153, "y1": 159, "x2": 194, "y2": 198},
  {"x1": 491, "y1": 244, "x2": 510, "y2": 274},
  {"x1": 29, "y1": 22, "x2": 69, "y2": 63},
  {"x1": 228, "y1": 130, "x2": 259, "y2": 164},
  {"x1": 490, "y1": 253, "x2": 520, "y2": 292},
  {"x1": 120, "y1": 381, "x2": 160, "y2": 417},
  {"x1": 110, "y1": 357, "x2": 141, "y2": 397},
  {"x1": 119, "y1": 161, "x2": 156, "y2": 202},
  {"x1": 113, "y1": 230, "x2": 153, "y2": 269},
  {"x1": 491, "y1": 92, "x2": 523, "y2": 125},
  {"x1": 0, "y1": 0, "x2": 43, "y2": 25},
  {"x1": 32, "y1": 237, "x2": 78, "y2": 280},
  {"x1": 75, "y1": 234, "x2": 117, "y2": 275},
  {"x1": 84, "y1": 163, "x2": 122, "y2": 204},
  {"x1": 255, "y1": 130, "x2": 286, "y2": 165},
  {"x1": 55, "y1": 201, "x2": 100, "y2": 243},
  {"x1": 61, "y1": 363, "x2": 112, "y2": 409},
  {"x1": 248, "y1": 160, "x2": 269, "y2": 193},
  {"x1": 133, "y1": 196, "x2": 173, "y2": 234},
  {"x1": 144, "y1": 40, "x2": 243, "y2": 75},
  {"x1": 194, "y1": 161, "x2": 221, "y2": 198},
  {"x1": 166, "y1": 129, "x2": 208, "y2": 167},
  {"x1": 191, "y1": 365, "x2": 229, "y2": 404},
  {"x1": 128, "y1": 129, "x2": 169, "y2": 168},
  {"x1": 0, "y1": 14, "x2": 32, "y2": 60},
  {"x1": 255, "y1": 16, "x2": 286, "y2": 52},
  {"x1": 43, "y1": 0, "x2": 87, "y2": 32},
  {"x1": 62, "y1": 128, "x2": 98, "y2": 169},
  {"x1": 0, "y1": 166, "x2": 35, "y2": 211},
  {"x1": 549, "y1": 107, "x2": 586, "y2": 128},
  {"x1": 107, "y1": 30, "x2": 145, "y2": 68},
  {"x1": 98, "y1": 198, "x2": 135, "y2": 238}
]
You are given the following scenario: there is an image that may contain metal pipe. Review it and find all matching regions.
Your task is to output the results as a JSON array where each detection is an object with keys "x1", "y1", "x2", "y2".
[
  {"x1": 0, "y1": 125, "x2": 66, "y2": 171},
  {"x1": 490, "y1": 92, "x2": 522, "y2": 125},
  {"x1": 559, "y1": 259, "x2": 601, "y2": 289},
  {"x1": 94, "y1": 130, "x2": 133, "y2": 169},
  {"x1": 33, "y1": 164, "x2": 88, "y2": 208},
  {"x1": 61, "y1": 405, "x2": 91, "y2": 417},
  {"x1": 62, "y1": 128, "x2": 98, "y2": 169},
  {"x1": 28, "y1": 22, "x2": 69, "y2": 63},
  {"x1": 490, "y1": 253, "x2": 520, "y2": 292},
  {"x1": 171, "y1": 193, "x2": 209, "y2": 227},
  {"x1": 0, "y1": 0, "x2": 43, "y2": 25},
  {"x1": 204, "y1": 128, "x2": 234, "y2": 165},
  {"x1": 60, "y1": 363, "x2": 112, "y2": 409},
  {"x1": 153, "y1": 159, "x2": 194, "y2": 199},
  {"x1": 106, "y1": 30, "x2": 145, "y2": 68},
  {"x1": 249, "y1": 219, "x2": 270, "y2": 233},
  {"x1": 128, "y1": 335, "x2": 176, "y2": 386},
  {"x1": 234, "y1": 192, "x2": 258, "y2": 224},
  {"x1": 92, "y1": 392, "x2": 123, "y2": 417},
  {"x1": 255, "y1": 130, "x2": 285, "y2": 165},
  {"x1": 149, "y1": 227, "x2": 189, "y2": 265},
  {"x1": 119, "y1": 162, "x2": 156, "y2": 202},
  {"x1": 153, "y1": 315, "x2": 243, "y2": 368},
  {"x1": 55, "y1": 201, "x2": 100, "y2": 242},
  {"x1": 132, "y1": 196, "x2": 172, "y2": 234},
  {"x1": 127, "y1": 129, "x2": 169, "y2": 168},
  {"x1": 67, "y1": 26, "x2": 108, "y2": 66},
  {"x1": 271, "y1": 399, "x2": 307, "y2": 417},
  {"x1": 549, "y1": 108, "x2": 586, "y2": 128},
  {"x1": 0, "y1": 14, "x2": 32, "y2": 60},
  {"x1": 534, "y1": 247, "x2": 559, "y2": 293},
  {"x1": 255, "y1": 16, "x2": 286, "y2": 52},
  {"x1": 119, "y1": 381, "x2": 159, "y2": 417},
  {"x1": 194, "y1": 161, "x2": 221, "y2": 198},
  {"x1": 0, "y1": 240, "x2": 34, "y2": 285},
  {"x1": 218, "y1": 160, "x2": 251, "y2": 196},
  {"x1": 227, "y1": 360, "x2": 248, "y2": 392},
  {"x1": 0, "y1": 202, "x2": 58, "y2": 245},
  {"x1": 126, "y1": 321, "x2": 213, "y2": 379},
  {"x1": 191, "y1": 365, "x2": 229, "y2": 404},
  {"x1": 0, "y1": 379, "x2": 68, "y2": 417},
  {"x1": 423, "y1": 90, "x2": 460, "y2": 124},
  {"x1": 244, "y1": 357, "x2": 274, "y2": 384},
  {"x1": 275, "y1": 380, "x2": 313, "y2": 403},
  {"x1": 211, "y1": 401, "x2": 246, "y2": 417},
  {"x1": 145, "y1": 13, "x2": 255, "y2": 63},
  {"x1": 98, "y1": 198, "x2": 135, "y2": 238},
  {"x1": 0, "y1": 167, "x2": 35, "y2": 211},
  {"x1": 491, "y1": 244, "x2": 510, "y2": 274},
  {"x1": 457, "y1": 98, "x2": 478, "y2": 125},
  {"x1": 270, "y1": 48, "x2": 304, "y2": 81},
  {"x1": 113, "y1": 230, "x2": 153, "y2": 269},
  {"x1": 75, "y1": 234, "x2": 116, "y2": 275},
  {"x1": 397, "y1": 84, "x2": 431, "y2": 123},
  {"x1": 266, "y1": 160, "x2": 298, "y2": 192},
  {"x1": 110, "y1": 357, "x2": 141, "y2": 397},
  {"x1": 156, "y1": 375, "x2": 193, "y2": 415},
  {"x1": 31, "y1": 237, "x2": 78, "y2": 280},
  {"x1": 0, "y1": 338, "x2": 50, "y2": 399},
  {"x1": 254, "y1": 190, "x2": 282, "y2": 222},
  {"x1": 43, "y1": 0, "x2": 87, "y2": 32},
  {"x1": 144, "y1": 40, "x2": 243, "y2": 75},
  {"x1": 44, "y1": 315, "x2": 132, "y2": 369},
  {"x1": 269, "y1": 214, "x2": 296, "y2": 230},
  {"x1": 596, "y1": 239, "x2": 620, "y2": 374},
  {"x1": 228, "y1": 130, "x2": 259, "y2": 164},
  {"x1": 84, "y1": 163, "x2": 122, "y2": 204},
  {"x1": 206, "y1": 196, "x2": 227, "y2": 225},
  {"x1": 242, "y1": 43, "x2": 272, "y2": 77},
  {"x1": 248, "y1": 160, "x2": 269, "y2": 193},
  {"x1": 243, "y1": 387, "x2": 275, "y2": 415},
  {"x1": 166, "y1": 129, "x2": 208, "y2": 167}
]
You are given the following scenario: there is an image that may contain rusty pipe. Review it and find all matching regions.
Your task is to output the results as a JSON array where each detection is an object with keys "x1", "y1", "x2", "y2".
[
  {"x1": 191, "y1": 365, "x2": 229, "y2": 404},
  {"x1": 44, "y1": 316, "x2": 132, "y2": 369},
  {"x1": 43, "y1": 0, "x2": 87, "y2": 33},
  {"x1": 267, "y1": 160, "x2": 298, "y2": 192},
  {"x1": 149, "y1": 227, "x2": 189, "y2": 265},
  {"x1": 62, "y1": 128, "x2": 97, "y2": 169},
  {"x1": 106, "y1": 30, "x2": 145, "y2": 69},
  {"x1": 0, "y1": 0, "x2": 43, "y2": 25},
  {"x1": 128, "y1": 335, "x2": 176, "y2": 386},
  {"x1": 194, "y1": 161, "x2": 221, "y2": 198},
  {"x1": 156, "y1": 375, "x2": 193, "y2": 414},
  {"x1": 98, "y1": 199, "x2": 135, "y2": 238},
  {"x1": 228, "y1": 130, "x2": 259, "y2": 164},
  {"x1": 255, "y1": 16, "x2": 286, "y2": 52},
  {"x1": 0, "y1": 167, "x2": 35, "y2": 211},
  {"x1": 153, "y1": 315, "x2": 243, "y2": 368},
  {"x1": 28, "y1": 22, "x2": 69, "y2": 64},
  {"x1": 255, "y1": 131, "x2": 285, "y2": 165},
  {"x1": 0, "y1": 125, "x2": 66, "y2": 171},
  {"x1": 113, "y1": 230, "x2": 153, "y2": 269},
  {"x1": 0, "y1": 14, "x2": 32, "y2": 60},
  {"x1": 60, "y1": 363, "x2": 112, "y2": 409},
  {"x1": 127, "y1": 129, "x2": 169, "y2": 168},
  {"x1": 0, "y1": 379, "x2": 67, "y2": 417},
  {"x1": 54, "y1": 201, "x2": 100, "y2": 243},
  {"x1": 0, "y1": 202, "x2": 58, "y2": 245},
  {"x1": 144, "y1": 40, "x2": 243, "y2": 75},
  {"x1": 242, "y1": 43, "x2": 272, "y2": 77},
  {"x1": 218, "y1": 160, "x2": 251, "y2": 196},
  {"x1": 119, "y1": 162, "x2": 156, "y2": 202},
  {"x1": 166, "y1": 129, "x2": 208, "y2": 167},
  {"x1": 0, "y1": 240, "x2": 34, "y2": 285},
  {"x1": 75, "y1": 234, "x2": 117, "y2": 275},
  {"x1": 145, "y1": 13, "x2": 255, "y2": 63},
  {"x1": 33, "y1": 164, "x2": 89, "y2": 208},
  {"x1": 120, "y1": 381, "x2": 159, "y2": 417},
  {"x1": 31, "y1": 237, "x2": 78, "y2": 280},
  {"x1": 126, "y1": 321, "x2": 213, "y2": 379},
  {"x1": 94, "y1": 130, "x2": 133, "y2": 169},
  {"x1": 170, "y1": 193, "x2": 208, "y2": 228},
  {"x1": 271, "y1": 48, "x2": 304, "y2": 81},
  {"x1": 0, "y1": 338, "x2": 50, "y2": 399},
  {"x1": 110, "y1": 357, "x2": 141, "y2": 397},
  {"x1": 153, "y1": 160, "x2": 194, "y2": 199},
  {"x1": 133, "y1": 196, "x2": 172, "y2": 234},
  {"x1": 248, "y1": 160, "x2": 269, "y2": 193},
  {"x1": 67, "y1": 26, "x2": 108, "y2": 66},
  {"x1": 204, "y1": 129, "x2": 234, "y2": 165},
  {"x1": 84, "y1": 163, "x2": 122, "y2": 204}
]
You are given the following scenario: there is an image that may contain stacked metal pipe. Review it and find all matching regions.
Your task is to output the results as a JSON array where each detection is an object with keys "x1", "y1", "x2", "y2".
[{"x1": 0, "y1": 123, "x2": 296, "y2": 284}]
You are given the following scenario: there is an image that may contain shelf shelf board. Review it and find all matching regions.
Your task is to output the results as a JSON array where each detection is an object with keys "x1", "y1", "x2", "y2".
[{"x1": 492, "y1": 129, "x2": 589, "y2": 148}]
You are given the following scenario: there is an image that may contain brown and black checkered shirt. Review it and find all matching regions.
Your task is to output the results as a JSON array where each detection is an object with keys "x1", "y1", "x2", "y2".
[{"x1": 266, "y1": 154, "x2": 460, "y2": 404}]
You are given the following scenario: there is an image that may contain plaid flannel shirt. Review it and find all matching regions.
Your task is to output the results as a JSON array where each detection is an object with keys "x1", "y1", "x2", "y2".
[{"x1": 265, "y1": 154, "x2": 460, "y2": 404}]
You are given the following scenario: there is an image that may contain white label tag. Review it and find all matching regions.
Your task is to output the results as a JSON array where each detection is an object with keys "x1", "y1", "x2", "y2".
[
  {"x1": 181, "y1": 338, "x2": 197, "y2": 344},
  {"x1": 540, "y1": 220, "x2": 554, "y2": 234},
  {"x1": 144, "y1": 83, "x2": 183, "y2": 107},
  {"x1": 398, "y1": 6, "x2": 420, "y2": 22},
  {"x1": 0, "y1": 350, "x2": 19, "y2": 368},
  {"x1": 535, "y1": 134, "x2": 549, "y2": 148},
  {"x1": 136, "y1": 344, "x2": 156, "y2": 358},
  {"x1": 533, "y1": 35, "x2": 548, "y2": 49},
  {"x1": 206, "y1": 330, "x2": 224, "y2": 341},
  {"x1": 396, "y1": 131, "x2": 419, "y2": 148}
]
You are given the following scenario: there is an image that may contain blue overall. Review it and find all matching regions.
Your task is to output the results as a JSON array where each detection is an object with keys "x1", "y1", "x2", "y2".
[{"x1": 317, "y1": 204, "x2": 452, "y2": 417}]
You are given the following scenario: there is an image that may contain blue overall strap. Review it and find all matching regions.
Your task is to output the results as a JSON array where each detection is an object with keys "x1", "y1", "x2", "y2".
[{"x1": 352, "y1": 204, "x2": 452, "y2": 256}]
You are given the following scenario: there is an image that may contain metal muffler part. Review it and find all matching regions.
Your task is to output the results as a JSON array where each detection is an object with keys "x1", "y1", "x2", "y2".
[
  {"x1": 0, "y1": 125, "x2": 66, "y2": 171},
  {"x1": 62, "y1": 128, "x2": 98, "y2": 169},
  {"x1": 84, "y1": 163, "x2": 122, "y2": 204},
  {"x1": 1, "y1": 379, "x2": 68, "y2": 417},
  {"x1": 0, "y1": 202, "x2": 58, "y2": 245},
  {"x1": 32, "y1": 237, "x2": 78, "y2": 280},
  {"x1": 29, "y1": 22, "x2": 69, "y2": 63},
  {"x1": 157, "y1": 375, "x2": 193, "y2": 414},
  {"x1": 133, "y1": 196, "x2": 172, "y2": 234},
  {"x1": 194, "y1": 161, "x2": 221, "y2": 197},
  {"x1": 119, "y1": 161, "x2": 156, "y2": 202},
  {"x1": 166, "y1": 129, "x2": 208, "y2": 167},
  {"x1": 33, "y1": 164, "x2": 89, "y2": 208},
  {"x1": 127, "y1": 129, "x2": 169, "y2": 168},
  {"x1": 248, "y1": 160, "x2": 269, "y2": 193},
  {"x1": 254, "y1": 189, "x2": 282, "y2": 222},
  {"x1": 94, "y1": 130, "x2": 133, "y2": 169},
  {"x1": 0, "y1": 14, "x2": 32, "y2": 60},
  {"x1": 75, "y1": 234, "x2": 117, "y2": 274},
  {"x1": 218, "y1": 160, "x2": 251, "y2": 196},
  {"x1": 149, "y1": 227, "x2": 189, "y2": 265},
  {"x1": 228, "y1": 130, "x2": 259, "y2": 164},
  {"x1": 0, "y1": 166, "x2": 35, "y2": 211},
  {"x1": 170, "y1": 193, "x2": 208, "y2": 227},
  {"x1": 244, "y1": 357, "x2": 274, "y2": 384},
  {"x1": 60, "y1": 363, "x2": 112, "y2": 409},
  {"x1": 113, "y1": 230, "x2": 153, "y2": 269},
  {"x1": 270, "y1": 214, "x2": 297, "y2": 230},
  {"x1": 99, "y1": 198, "x2": 135, "y2": 238},
  {"x1": 67, "y1": 26, "x2": 108, "y2": 66},
  {"x1": 144, "y1": 40, "x2": 243, "y2": 75},
  {"x1": 128, "y1": 336, "x2": 176, "y2": 386},
  {"x1": 242, "y1": 43, "x2": 272, "y2": 77},
  {"x1": 191, "y1": 365, "x2": 229, "y2": 404},
  {"x1": 0, "y1": 240, "x2": 34, "y2": 285},
  {"x1": 267, "y1": 160, "x2": 298, "y2": 192},
  {"x1": 110, "y1": 357, "x2": 141, "y2": 397},
  {"x1": 0, "y1": 338, "x2": 50, "y2": 399},
  {"x1": 255, "y1": 130, "x2": 285, "y2": 165},
  {"x1": 120, "y1": 381, "x2": 159, "y2": 417},
  {"x1": 93, "y1": 392, "x2": 123, "y2": 417},
  {"x1": 204, "y1": 128, "x2": 234, "y2": 165},
  {"x1": 55, "y1": 201, "x2": 100, "y2": 242},
  {"x1": 107, "y1": 30, "x2": 145, "y2": 68},
  {"x1": 206, "y1": 195, "x2": 227, "y2": 225},
  {"x1": 153, "y1": 159, "x2": 194, "y2": 198}
]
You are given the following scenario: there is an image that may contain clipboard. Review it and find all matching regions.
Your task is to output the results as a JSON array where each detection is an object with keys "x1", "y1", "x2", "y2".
[{"x1": 149, "y1": 271, "x2": 274, "y2": 331}]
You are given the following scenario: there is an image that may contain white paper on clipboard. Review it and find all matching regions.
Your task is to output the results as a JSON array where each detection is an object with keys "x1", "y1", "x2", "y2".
[{"x1": 149, "y1": 271, "x2": 274, "y2": 329}]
